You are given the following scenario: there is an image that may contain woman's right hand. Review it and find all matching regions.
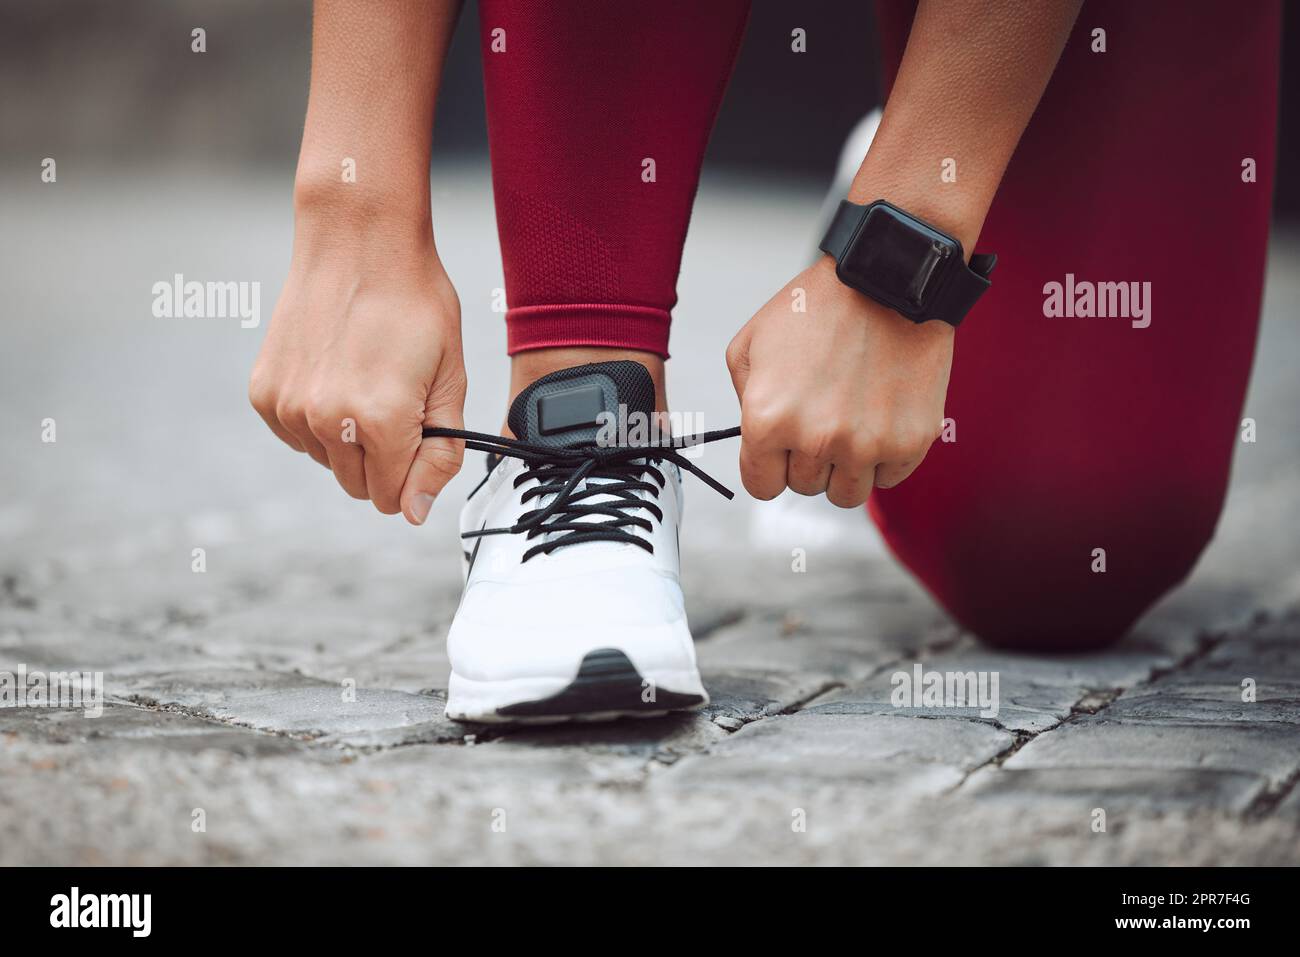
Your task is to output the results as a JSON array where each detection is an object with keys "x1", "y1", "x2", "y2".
[{"x1": 249, "y1": 199, "x2": 467, "y2": 526}]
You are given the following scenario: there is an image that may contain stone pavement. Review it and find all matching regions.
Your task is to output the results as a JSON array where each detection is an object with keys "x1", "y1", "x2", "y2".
[{"x1": 2, "y1": 169, "x2": 1299, "y2": 865}]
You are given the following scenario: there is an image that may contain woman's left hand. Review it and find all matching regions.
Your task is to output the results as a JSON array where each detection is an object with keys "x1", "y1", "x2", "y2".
[{"x1": 726, "y1": 255, "x2": 954, "y2": 508}]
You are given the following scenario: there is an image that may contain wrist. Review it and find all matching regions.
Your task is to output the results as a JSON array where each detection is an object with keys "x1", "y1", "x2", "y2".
[
  {"x1": 813, "y1": 247, "x2": 955, "y2": 342},
  {"x1": 293, "y1": 159, "x2": 432, "y2": 233},
  {"x1": 812, "y1": 253, "x2": 874, "y2": 314},
  {"x1": 291, "y1": 172, "x2": 439, "y2": 268},
  {"x1": 846, "y1": 139, "x2": 993, "y2": 258}
]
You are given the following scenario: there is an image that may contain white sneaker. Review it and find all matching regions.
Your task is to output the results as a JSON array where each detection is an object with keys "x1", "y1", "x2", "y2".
[{"x1": 438, "y1": 361, "x2": 737, "y2": 724}]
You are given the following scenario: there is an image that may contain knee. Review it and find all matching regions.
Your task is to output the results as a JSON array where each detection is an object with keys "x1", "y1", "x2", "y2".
[
  {"x1": 969, "y1": 606, "x2": 1136, "y2": 653},
  {"x1": 923, "y1": 494, "x2": 1221, "y2": 654}
]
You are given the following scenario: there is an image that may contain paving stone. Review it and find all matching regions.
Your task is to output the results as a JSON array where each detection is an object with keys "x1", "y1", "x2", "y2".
[
  {"x1": 3, "y1": 548, "x2": 239, "y2": 633},
  {"x1": 0, "y1": 607, "x2": 207, "y2": 675},
  {"x1": 1134, "y1": 581, "x2": 1265, "y2": 646},
  {"x1": 115, "y1": 668, "x2": 461, "y2": 745},
  {"x1": 300, "y1": 644, "x2": 453, "y2": 696},
  {"x1": 173, "y1": 574, "x2": 458, "y2": 677},
  {"x1": 808, "y1": 676, "x2": 1071, "y2": 734},
  {"x1": 365, "y1": 736, "x2": 651, "y2": 790},
  {"x1": 658, "y1": 713, "x2": 1014, "y2": 796},
  {"x1": 961, "y1": 765, "x2": 1268, "y2": 815},
  {"x1": 1105, "y1": 676, "x2": 1300, "y2": 725},
  {"x1": 1204, "y1": 613, "x2": 1300, "y2": 676},
  {"x1": 805, "y1": 616, "x2": 1297, "y2": 736},
  {"x1": 1003, "y1": 718, "x2": 1300, "y2": 789},
  {"x1": 689, "y1": 553, "x2": 955, "y2": 703},
  {"x1": 802, "y1": 634, "x2": 1194, "y2": 734},
  {"x1": 695, "y1": 607, "x2": 944, "y2": 684},
  {"x1": 810, "y1": 653, "x2": 1061, "y2": 734},
  {"x1": 0, "y1": 702, "x2": 303, "y2": 756},
  {"x1": 682, "y1": 593, "x2": 747, "y2": 641},
  {"x1": 1099, "y1": 619, "x2": 1300, "y2": 725},
  {"x1": 699, "y1": 668, "x2": 839, "y2": 721}
]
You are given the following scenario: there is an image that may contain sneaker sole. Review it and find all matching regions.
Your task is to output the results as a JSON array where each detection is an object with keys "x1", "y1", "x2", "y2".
[{"x1": 445, "y1": 648, "x2": 708, "y2": 725}]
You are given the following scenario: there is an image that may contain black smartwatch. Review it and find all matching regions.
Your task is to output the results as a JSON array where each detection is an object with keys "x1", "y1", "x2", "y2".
[{"x1": 819, "y1": 199, "x2": 996, "y2": 327}]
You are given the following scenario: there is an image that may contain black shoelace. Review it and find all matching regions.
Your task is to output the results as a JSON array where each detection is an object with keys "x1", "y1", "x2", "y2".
[{"x1": 422, "y1": 425, "x2": 741, "y2": 562}]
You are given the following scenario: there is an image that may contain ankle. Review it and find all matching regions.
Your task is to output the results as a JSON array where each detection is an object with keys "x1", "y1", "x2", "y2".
[{"x1": 506, "y1": 347, "x2": 668, "y2": 436}]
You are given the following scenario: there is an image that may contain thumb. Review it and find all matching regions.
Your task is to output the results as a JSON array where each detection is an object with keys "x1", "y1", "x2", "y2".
[
  {"x1": 725, "y1": 322, "x2": 753, "y2": 400},
  {"x1": 400, "y1": 390, "x2": 466, "y2": 527}
]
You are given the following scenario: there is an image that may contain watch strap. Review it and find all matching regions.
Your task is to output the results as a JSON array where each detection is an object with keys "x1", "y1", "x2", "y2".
[
  {"x1": 930, "y1": 250, "x2": 996, "y2": 327},
  {"x1": 818, "y1": 199, "x2": 862, "y2": 262}
]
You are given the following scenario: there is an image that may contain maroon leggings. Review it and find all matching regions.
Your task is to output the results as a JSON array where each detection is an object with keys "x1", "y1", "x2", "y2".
[{"x1": 478, "y1": 0, "x2": 1281, "y2": 649}]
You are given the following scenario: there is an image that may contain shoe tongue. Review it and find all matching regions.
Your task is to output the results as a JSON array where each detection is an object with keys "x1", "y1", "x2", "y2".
[{"x1": 508, "y1": 361, "x2": 656, "y2": 449}]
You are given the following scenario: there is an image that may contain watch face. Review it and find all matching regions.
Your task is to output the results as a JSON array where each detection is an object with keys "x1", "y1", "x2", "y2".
[{"x1": 839, "y1": 204, "x2": 958, "y2": 315}]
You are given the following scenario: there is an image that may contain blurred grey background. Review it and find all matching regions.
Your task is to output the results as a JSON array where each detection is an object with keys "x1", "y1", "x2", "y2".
[
  {"x1": 0, "y1": 0, "x2": 884, "y2": 179},
  {"x1": 3, "y1": 0, "x2": 1297, "y2": 210}
]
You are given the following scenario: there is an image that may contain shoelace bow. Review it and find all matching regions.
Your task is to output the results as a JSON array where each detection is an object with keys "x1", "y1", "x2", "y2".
[{"x1": 422, "y1": 425, "x2": 741, "y2": 562}]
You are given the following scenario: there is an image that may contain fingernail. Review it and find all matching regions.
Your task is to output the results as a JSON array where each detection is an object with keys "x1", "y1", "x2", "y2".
[{"x1": 411, "y1": 493, "x2": 436, "y2": 525}]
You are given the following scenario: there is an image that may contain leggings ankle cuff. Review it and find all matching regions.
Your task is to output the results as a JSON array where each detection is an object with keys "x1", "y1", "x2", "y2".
[{"x1": 505, "y1": 304, "x2": 671, "y2": 359}]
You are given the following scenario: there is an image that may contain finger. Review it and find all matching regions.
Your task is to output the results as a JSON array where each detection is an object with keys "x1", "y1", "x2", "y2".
[
  {"x1": 252, "y1": 402, "x2": 306, "y2": 453},
  {"x1": 305, "y1": 405, "x2": 370, "y2": 499},
  {"x1": 874, "y1": 430, "x2": 938, "y2": 489},
  {"x1": 787, "y1": 451, "x2": 832, "y2": 497},
  {"x1": 359, "y1": 414, "x2": 417, "y2": 516},
  {"x1": 325, "y1": 439, "x2": 369, "y2": 500},
  {"x1": 276, "y1": 401, "x2": 330, "y2": 467},
  {"x1": 400, "y1": 400, "x2": 465, "y2": 526},
  {"x1": 249, "y1": 378, "x2": 306, "y2": 453},
  {"x1": 826, "y1": 463, "x2": 876, "y2": 508},
  {"x1": 739, "y1": 442, "x2": 788, "y2": 501},
  {"x1": 304, "y1": 408, "x2": 366, "y2": 501},
  {"x1": 875, "y1": 456, "x2": 926, "y2": 490}
]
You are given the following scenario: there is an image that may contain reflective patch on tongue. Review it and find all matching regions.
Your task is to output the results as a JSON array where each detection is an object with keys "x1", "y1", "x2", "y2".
[
  {"x1": 537, "y1": 384, "x2": 607, "y2": 437},
  {"x1": 507, "y1": 361, "x2": 655, "y2": 450}
]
